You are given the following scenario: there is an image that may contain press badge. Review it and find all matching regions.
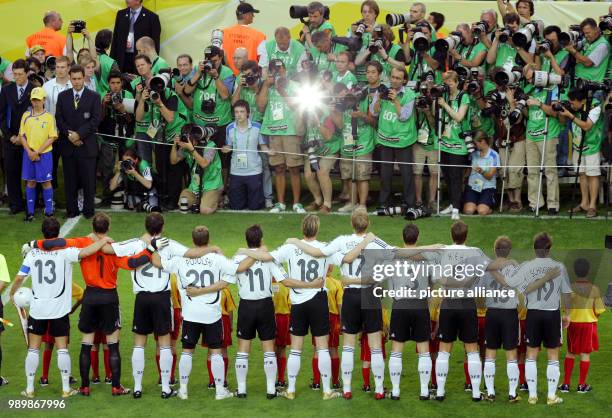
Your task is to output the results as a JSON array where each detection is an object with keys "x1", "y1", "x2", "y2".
[
  {"x1": 236, "y1": 153, "x2": 248, "y2": 168},
  {"x1": 343, "y1": 131, "x2": 354, "y2": 146},
  {"x1": 272, "y1": 106, "x2": 284, "y2": 121},
  {"x1": 146, "y1": 121, "x2": 160, "y2": 138},
  {"x1": 417, "y1": 128, "x2": 429, "y2": 144},
  {"x1": 472, "y1": 178, "x2": 484, "y2": 193},
  {"x1": 271, "y1": 284, "x2": 280, "y2": 293}
]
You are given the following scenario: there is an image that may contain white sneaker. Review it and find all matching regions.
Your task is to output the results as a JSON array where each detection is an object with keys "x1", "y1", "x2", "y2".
[
  {"x1": 178, "y1": 390, "x2": 188, "y2": 400},
  {"x1": 451, "y1": 208, "x2": 461, "y2": 220},
  {"x1": 215, "y1": 388, "x2": 235, "y2": 400},
  {"x1": 338, "y1": 203, "x2": 356, "y2": 213},
  {"x1": 292, "y1": 203, "x2": 306, "y2": 214},
  {"x1": 94, "y1": 197, "x2": 102, "y2": 205},
  {"x1": 265, "y1": 199, "x2": 274, "y2": 209},
  {"x1": 440, "y1": 204, "x2": 454, "y2": 215},
  {"x1": 77, "y1": 189, "x2": 84, "y2": 212},
  {"x1": 270, "y1": 202, "x2": 286, "y2": 213}
]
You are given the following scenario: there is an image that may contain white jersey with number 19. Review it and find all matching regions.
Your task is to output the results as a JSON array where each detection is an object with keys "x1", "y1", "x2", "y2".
[
  {"x1": 111, "y1": 238, "x2": 188, "y2": 294},
  {"x1": 19, "y1": 247, "x2": 80, "y2": 319}
]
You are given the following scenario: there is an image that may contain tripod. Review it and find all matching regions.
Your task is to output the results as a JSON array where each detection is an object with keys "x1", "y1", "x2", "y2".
[{"x1": 498, "y1": 119, "x2": 511, "y2": 213}]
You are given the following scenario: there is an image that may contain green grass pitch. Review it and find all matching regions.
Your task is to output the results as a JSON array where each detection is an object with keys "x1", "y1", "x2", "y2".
[{"x1": 0, "y1": 212, "x2": 609, "y2": 417}]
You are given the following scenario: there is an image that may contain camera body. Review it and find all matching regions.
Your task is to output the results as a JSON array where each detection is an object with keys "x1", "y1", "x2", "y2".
[
  {"x1": 472, "y1": 21, "x2": 489, "y2": 36},
  {"x1": 429, "y1": 83, "x2": 449, "y2": 99},
  {"x1": 481, "y1": 91, "x2": 508, "y2": 119},
  {"x1": 536, "y1": 40, "x2": 551, "y2": 54},
  {"x1": 600, "y1": 14, "x2": 612, "y2": 32},
  {"x1": 376, "y1": 205, "x2": 407, "y2": 217},
  {"x1": 301, "y1": 139, "x2": 323, "y2": 172},
  {"x1": 552, "y1": 101, "x2": 572, "y2": 113},
  {"x1": 120, "y1": 159, "x2": 135, "y2": 173},
  {"x1": 575, "y1": 78, "x2": 612, "y2": 93},
  {"x1": 72, "y1": 20, "x2": 86, "y2": 33},
  {"x1": 377, "y1": 84, "x2": 391, "y2": 100},
  {"x1": 111, "y1": 92, "x2": 123, "y2": 105},
  {"x1": 353, "y1": 20, "x2": 366, "y2": 38},
  {"x1": 369, "y1": 26, "x2": 384, "y2": 53},
  {"x1": 499, "y1": 26, "x2": 512, "y2": 43},
  {"x1": 459, "y1": 130, "x2": 477, "y2": 154},
  {"x1": 244, "y1": 73, "x2": 259, "y2": 86}
]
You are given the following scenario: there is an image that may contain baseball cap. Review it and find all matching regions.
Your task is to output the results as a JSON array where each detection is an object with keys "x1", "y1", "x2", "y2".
[
  {"x1": 237, "y1": 2, "x2": 259, "y2": 16},
  {"x1": 30, "y1": 45, "x2": 45, "y2": 55},
  {"x1": 30, "y1": 87, "x2": 46, "y2": 101}
]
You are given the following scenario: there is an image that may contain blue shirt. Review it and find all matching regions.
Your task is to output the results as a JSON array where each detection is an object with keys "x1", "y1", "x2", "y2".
[
  {"x1": 468, "y1": 148, "x2": 499, "y2": 191},
  {"x1": 225, "y1": 120, "x2": 266, "y2": 176}
]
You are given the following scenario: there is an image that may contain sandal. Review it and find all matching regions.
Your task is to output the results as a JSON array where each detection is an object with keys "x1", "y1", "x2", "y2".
[
  {"x1": 586, "y1": 208, "x2": 597, "y2": 218},
  {"x1": 568, "y1": 205, "x2": 588, "y2": 214},
  {"x1": 305, "y1": 202, "x2": 322, "y2": 212}
]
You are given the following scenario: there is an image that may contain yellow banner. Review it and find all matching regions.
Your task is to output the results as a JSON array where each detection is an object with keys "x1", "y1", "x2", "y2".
[{"x1": 1, "y1": 1, "x2": 609, "y2": 65}]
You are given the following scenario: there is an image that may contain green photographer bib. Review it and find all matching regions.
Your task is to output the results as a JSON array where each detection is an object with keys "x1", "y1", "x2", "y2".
[
  {"x1": 439, "y1": 92, "x2": 470, "y2": 155},
  {"x1": 376, "y1": 89, "x2": 417, "y2": 148},
  {"x1": 261, "y1": 81, "x2": 299, "y2": 136},
  {"x1": 233, "y1": 76, "x2": 263, "y2": 123},
  {"x1": 526, "y1": 88, "x2": 561, "y2": 142},
  {"x1": 185, "y1": 142, "x2": 223, "y2": 194},
  {"x1": 192, "y1": 65, "x2": 233, "y2": 127},
  {"x1": 571, "y1": 100, "x2": 604, "y2": 156},
  {"x1": 265, "y1": 39, "x2": 305, "y2": 77},
  {"x1": 340, "y1": 98, "x2": 375, "y2": 157},
  {"x1": 575, "y1": 36, "x2": 609, "y2": 82}
]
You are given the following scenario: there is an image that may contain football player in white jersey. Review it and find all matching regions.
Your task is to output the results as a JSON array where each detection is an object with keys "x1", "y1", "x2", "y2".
[
  {"x1": 236, "y1": 215, "x2": 338, "y2": 400},
  {"x1": 110, "y1": 213, "x2": 212, "y2": 399},
  {"x1": 151, "y1": 225, "x2": 253, "y2": 401},
  {"x1": 10, "y1": 217, "x2": 112, "y2": 398},
  {"x1": 284, "y1": 209, "x2": 391, "y2": 400},
  {"x1": 225, "y1": 225, "x2": 288, "y2": 399},
  {"x1": 505, "y1": 233, "x2": 572, "y2": 406}
]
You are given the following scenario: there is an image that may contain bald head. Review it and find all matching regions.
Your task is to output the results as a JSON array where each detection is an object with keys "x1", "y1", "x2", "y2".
[
  {"x1": 233, "y1": 47, "x2": 248, "y2": 72},
  {"x1": 274, "y1": 27, "x2": 291, "y2": 51},
  {"x1": 43, "y1": 11, "x2": 63, "y2": 31},
  {"x1": 136, "y1": 36, "x2": 157, "y2": 59}
]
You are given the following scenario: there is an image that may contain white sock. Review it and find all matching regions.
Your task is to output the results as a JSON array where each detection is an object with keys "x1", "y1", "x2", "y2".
[
  {"x1": 484, "y1": 358, "x2": 496, "y2": 396},
  {"x1": 371, "y1": 348, "x2": 385, "y2": 395},
  {"x1": 389, "y1": 351, "x2": 402, "y2": 397},
  {"x1": 418, "y1": 352, "x2": 432, "y2": 397},
  {"x1": 287, "y1": 350, "x2": 301, "y2": 393},
  {"x1": 211, "y1": 353, "x2": 225, "y2": 395},
  {"x1": 547, "y1": 360, "x2": 560, "y2": 399},
  {"x1": 25, "y1": 348, "x2": 39, "y2": 393},
  {"x1": 263, "y1": 352, "x2": 277, "y2": 395},
  {"x1": 159, "y1": 346, "x2": 172, "y2": 393},
  {"x1": 235, "y1": 352, "x2": 249, "y2": 394},
  {"x1": 57, "y1": 349, "x2": 71, "y2": 392},
  {"x1": 467, "y1": 351, "x2": 482, "y2": 398},
  {"x1": 318, "y1": 349, "x2": 332, "y2": 393},
  {"x1": 341, "y1": 346, "x2": 354, "y2": 394},
  {"x1": 179, "y1": 352, "x2": 192, "y2": 394},
  {"x1": 436, "y1": 351, "x2": 450, "y2": 397},
  {"x1": 507, "y1": 360, "x2": 519, "y2": 397},
  {"x1": 132, "y1": 346, "x2": 145, "y2": 392},
  {"x1": 525, "y1": 359, "x2": 537, "y2": 398}
]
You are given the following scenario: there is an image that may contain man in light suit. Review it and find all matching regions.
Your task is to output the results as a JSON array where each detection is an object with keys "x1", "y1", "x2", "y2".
[
  {"x1": 110, "y1": 0, "x2": 161, "y2": 74},
  {"x1": 55, "y1": 65, "x2": 101, "y2": 219}
]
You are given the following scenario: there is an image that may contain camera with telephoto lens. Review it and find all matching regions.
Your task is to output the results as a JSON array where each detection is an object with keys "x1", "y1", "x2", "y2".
[
  {"x1": 336, "y1": 87, "x2": 368, "y2": 111},
  {"x1": 353, "y1": 19, "x2": 367, "y2": 38},
  {"x1": 435, "y1": 31, "x2": 462, "y2": 53},
  {"x1": 289, "y1": 5, "x2": 330, "y2": 22},
  {"x1": 599, "y1": 14, "x2": 612, "y2": 32},
  {"x1": 377, "y1": 84, "x2": 391, "y2": 100},
  {"x1": 301, "y1": 139, "x2": 323, "y2": 172},
  {"x1": 120, "y1": 159, "x2": 135, "y2": 173},
  {"x1": 532, "y1": 71, "x2": 570, "y2": 89},
  {"x1": 459, "y1": 130, "x2": 477, "y2": 154},
  {"x1": 138, "y1": 197, "x2": 161, "y2": 214},
  {"x1": 149, "y1": 72, "x2": 171, "y2": 102},
  {"x1": 512, "y1": 20, "x2": 543, "y2": 49},
  {"x1": 481, "y1": 91, "x2": 507, "y2": 118},
  {"x1": 498, "y1": 26, "x2": 512, "y2": 43},
  {"x1": 559, "y1": 25, "x2": 584, "y2": 48},
  {"x1": 179, "y1": 124, "x2": 216, "y2": 145},
  {"x1": 508, "y1": 99, "x2": 527, "y2": 126},
  {"x1": 536, "y1": 40, "x2": 551, "y2": 54},
  {"x1": 71, "y1": 20, "x2": 86, "y2": 33},
  {"x1": 376, "y1": 205, "x2": 407, "y2": 217},
  {"x1": 385, "y1": 13, "x2": 411, "y2": 27},
  {"x1": 494, "y1": 67, "x2": 522, "y2": 86},
  {"x1": 575, "y1": 78, "x2": 612, "y2": 93},
  {"x1": 429, "y1": 83, "x2": 449, "y2": 98},
  {"x1": 416, "y1": 91, "x2": 432, "y2": 109},
  {"x1": 404, "y1": 206, "x2": 431, "y2": 220},
  {"x1": 210, "y1": 29, "x2": 223, "y2": 49},
  {"x1": 369, "y1": 26, "x2": 384, "y2": 53},
  {"x1": 472, "y1": 21, "x2": 489, "y2": 36},
  {"x1": 552, "y1": 100, "x2": 572, "y2": 112},
  {"x1": 331, "y1": 36, "x2": 362, "y2": 52},
  {"x1": 412, "y1": 31, "x2": 430, "y2": 52}
]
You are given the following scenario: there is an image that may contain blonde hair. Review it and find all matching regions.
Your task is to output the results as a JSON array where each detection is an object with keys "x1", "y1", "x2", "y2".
[
  {"x1": 494, "y1": 236, "x2": 512, "y2": 258},
  {"x1": 302, "y1": 214, "x2": 320, "y2": 238},
  {"x1": 351, "y1": 208, "x2": 369, "y2": 234},
  {"x1": 442, "y1": 70, "x2": 458, "y2": 83}
]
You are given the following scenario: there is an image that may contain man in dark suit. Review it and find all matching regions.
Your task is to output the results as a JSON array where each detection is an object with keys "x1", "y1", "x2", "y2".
[
  {"x1": 110, "y1": 0, "x2": 161, "y2": 74},
  {"x1": 55, "y1": 65, "x2": 101, "y2": 219},
  {"x1": 0, "y1": 59, "x2": 33, "y2": 214}
]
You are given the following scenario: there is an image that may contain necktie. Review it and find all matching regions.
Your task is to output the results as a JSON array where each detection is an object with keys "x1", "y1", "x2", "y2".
[
  {"x1": 130, "y1": 10, "x2": 137, "y2": 32},
  {"x1": 74, "y1": 93, "x2": 80, "y2": 109},
  {"x1": 18, "y1": 87, "x2": 24, "y2": 101}
]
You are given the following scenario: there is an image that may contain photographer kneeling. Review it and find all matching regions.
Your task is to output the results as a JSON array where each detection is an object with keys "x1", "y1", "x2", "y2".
[
  {"x1": 171, "y1": 124, "x2": 223, "y2": 215},
  {"x1": 463, "y1": 131, "x2": 499, "y2": 216},
  {"x1": 109, "y1": 149, "x2": 159, "y2": 212}
]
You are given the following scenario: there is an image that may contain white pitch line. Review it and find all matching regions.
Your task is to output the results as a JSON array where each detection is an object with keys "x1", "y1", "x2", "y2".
[{"x1": 59, "y1": 215, "x2": 81, "y2": 238}]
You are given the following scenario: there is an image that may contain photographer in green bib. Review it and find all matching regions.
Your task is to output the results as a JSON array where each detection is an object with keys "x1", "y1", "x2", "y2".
[
  {"x1": 404, "y1": 22, "x2": 444, "y2": 86},
  {"x1": 93, "y1": 29, "x2": 120, "y2": 98},
  {"x1": 436, "y1": 70, "x2": 472, "y2": 215},
  {"x1": 257, "y1": 27, "x2": 307, "y2": 79},
  {"x1": 371, "y1": 66, "x2": 417, "y2": 211},
  {"x1": 566, "y1": 18, "x2": 610, "y2": 85},
  {"x1": 310, "y1": 31, "x2": 348, "y2": 75},
  {"x1": 486, "y1": 13, "x2": 535, "y2": 70},
  {"x1": 171, "y1": 124, "x2": 222, "y2": 215},
  {"x1": 355, "y1": 24, "x2": 406, "y2": 85},
  {"x1": 297, "y1": 2, "x2": 336, "y2": 58},
  {"x1": 449, "y1": 24, "x2": 488, "y2": 71},
  {"x1": 183, "y1": 45, "x2": 235, "y2": 190},
  {"x1": 135, "y1": 36, "x2": 170, "y2": 76},
  {"x1": 348, "y1": 0, "x2": 379, "y2": 85},
  {"x1": 134, "y1": 58, "x2": 189, "y2": 208}
]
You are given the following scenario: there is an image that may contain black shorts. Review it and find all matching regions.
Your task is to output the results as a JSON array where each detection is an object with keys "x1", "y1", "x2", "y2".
[
  {"x1": 290, "y1": 291, "x2": 329, "y2": 337},
  {"x1": 525, "y1": 309, "x2": 562, "y2": 349},
  {"x1": 237, "y1": 297, "x2": 276, "y2": 341},
  {"x1": 79, "y1": 302, "x2": 121, "y2": 335},
  {"x1": 132, "y1": 291, "x2": 171, "y2": 336},
  {"x1": 28, "y1": 314, "x2": 70, "y2": 337},
  {"x1": 341, "y1": 288, "x2": 382, "y2": 335},
  {"x1": 463, "y1": 186, "x2": 496, "y2": 208},
  {"x1": 182, "y1": 319, "x2": 223, "y2": 349},
  {"x1": 389, "y1": 300, "x2": 430, "y2": 343},
  {"x1": 437, "y1": 307, "x2": 478, "y2": 343},
  {"x1": 485, "y1": 308, "x2": 519, "y2": 350},
  {"x1": 0, "y1": 303, "x2": 4, "y2": 332}
]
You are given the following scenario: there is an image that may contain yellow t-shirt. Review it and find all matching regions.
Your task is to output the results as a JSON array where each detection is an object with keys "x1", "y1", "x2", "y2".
[
  {"x1": 272, "y1": 280, "x2": 291, "y2": 315},
  {"x1": 19, "y1": 110, "x2": 57, "y2": 153},
  {"x1": 71, "y1": 282, "x2": 84, "y2": 302},
  {"x1": 429, "y1": 296, "x2": 441, "y2": 322},
  {"x1": 569, "y1": 281, "x2": 606, "y2": 323},
  {"x1": 170, "y1": 274, "x2": 181, "y2": 309},
  {"x1": 326, "y1": 276, "x2": 343, "y2": 315},
  {"x1": 221, "y1": 288, "x2": 236, "y2": 315}
]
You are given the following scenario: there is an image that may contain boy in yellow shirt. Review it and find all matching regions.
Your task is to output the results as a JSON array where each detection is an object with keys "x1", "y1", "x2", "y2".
[
  {"x1": 272, "y1": 279, "x2": 291, "y2": 387},
  {"x1": 559, "y1": 258, "x2": 606, "y2": 393},
  {"x1": 19, "y1": 87, "x2": 58, "y2": 221}
]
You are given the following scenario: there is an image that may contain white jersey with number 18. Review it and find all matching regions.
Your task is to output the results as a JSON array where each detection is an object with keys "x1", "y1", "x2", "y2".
[{"x1": 19, "y1": 247, "x2": 80, "y2": 319}]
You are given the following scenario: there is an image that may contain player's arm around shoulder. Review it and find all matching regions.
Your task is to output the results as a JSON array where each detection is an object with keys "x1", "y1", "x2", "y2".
[
  {"x1": 285, "y1": 237, "x2": 325, "y2": 258},
  {"x1": 78, "y1": 237, "x2": 114, "y2": 260}
]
